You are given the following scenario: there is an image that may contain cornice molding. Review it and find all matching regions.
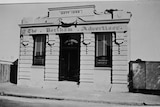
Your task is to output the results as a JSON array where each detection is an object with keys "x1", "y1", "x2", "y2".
[{"x1": 19, "y1": 19, "x2": 130, "y2": 28}]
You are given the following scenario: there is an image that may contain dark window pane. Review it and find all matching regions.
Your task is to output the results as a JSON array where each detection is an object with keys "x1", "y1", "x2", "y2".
[
  {"x1": 95, "y1": 33, "x2": 112, "y2": 67},
  {"x1": 33, "y1": 35, "x2": 46, "y2": 65}
]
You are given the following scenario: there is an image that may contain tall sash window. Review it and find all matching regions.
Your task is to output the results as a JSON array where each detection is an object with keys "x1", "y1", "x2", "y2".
[
  {"x1": 33, "y1": 35, "x2": 46, "y2": 65},
  {"x1": 95, "y1": 33, "x2": 112, "y2": 67}
]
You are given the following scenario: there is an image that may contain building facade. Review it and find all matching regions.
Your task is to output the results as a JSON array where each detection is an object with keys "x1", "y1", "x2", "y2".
[{"x1": 18, "y1": 5, "x2": 131, "y2": 90}]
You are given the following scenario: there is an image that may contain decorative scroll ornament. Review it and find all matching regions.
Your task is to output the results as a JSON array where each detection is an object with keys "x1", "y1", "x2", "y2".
[
  {"x1": 20, "y1": 35, "x2": 29, "y2": 47},
  {"x1": 47, "y1": 34, "x2": 56, "y2": 46},
  {"x1": 82, "y1": 33, "x2": 92, "y2": 54},
  {"x1": 58, "y1": 17, "x2": 77, "y2": 28},
  {"x1": 114, "y1": 33, "x2": 125, "y2": 54},
  {"x1": 65, "y1": 39, "x2": 78, "y2": 46}
]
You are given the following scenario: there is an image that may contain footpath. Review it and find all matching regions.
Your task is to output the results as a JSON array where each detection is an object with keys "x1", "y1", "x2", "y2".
[{"x1": 0, "y1": 82, "x2": 160, "y2": 106}]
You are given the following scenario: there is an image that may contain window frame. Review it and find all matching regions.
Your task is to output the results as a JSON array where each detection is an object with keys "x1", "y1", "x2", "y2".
[
  {"x1": 32, "y1": 34, "x2": 46, "y2": 66},
  {"x1": 95, "y1": 32, "x2": 112, "y2": 67}
]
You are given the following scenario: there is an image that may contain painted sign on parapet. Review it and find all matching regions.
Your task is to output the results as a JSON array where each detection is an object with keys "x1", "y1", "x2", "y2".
[
  {"x1": 21, "y1": 24, "x2": 127, "y2": 35},
  {"x1": 48, "y1": 5, "x2": 95, "y2": 18}
]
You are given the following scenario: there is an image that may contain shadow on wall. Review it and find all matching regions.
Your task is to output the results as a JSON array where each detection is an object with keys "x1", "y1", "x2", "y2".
[{"x1": 10, "y1": 59, "x2": 18, "y2": 84}]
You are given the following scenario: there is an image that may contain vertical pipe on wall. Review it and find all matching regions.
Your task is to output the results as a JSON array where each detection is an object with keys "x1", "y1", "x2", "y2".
[{"x1": 111, "y1": 33, "x2": 114, "y2": 84}]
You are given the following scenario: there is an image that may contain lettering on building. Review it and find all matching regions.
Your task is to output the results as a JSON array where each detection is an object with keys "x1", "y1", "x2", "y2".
[{"x1": 21, "y1": 24, "x2": 127, "y2": 35}]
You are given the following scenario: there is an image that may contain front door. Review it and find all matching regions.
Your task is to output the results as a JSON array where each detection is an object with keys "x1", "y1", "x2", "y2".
[{"x1": 59, "y1": 33, "x2": 80, "y2": 82}]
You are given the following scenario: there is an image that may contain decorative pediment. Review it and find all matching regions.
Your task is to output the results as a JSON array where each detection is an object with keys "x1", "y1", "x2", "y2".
[
  {"x1": 20, "y1": 5, "x2": 132, "y2": 26},
  {"x1": 48, "y1": 5, "x2": 95, "y2": 18}
]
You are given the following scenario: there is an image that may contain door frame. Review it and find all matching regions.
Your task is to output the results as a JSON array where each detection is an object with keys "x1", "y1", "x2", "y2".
[{"x1": 59, "y1": 33, "x2": 81, "y2": 82}]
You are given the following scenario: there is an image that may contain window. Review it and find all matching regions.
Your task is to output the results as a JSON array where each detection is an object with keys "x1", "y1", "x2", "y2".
[
  {"x1": 33, "y1": 35, "x2": 46, "y2": 65},
  {"x1": 95, "y1": 33, "x2": 112, "y2": 67}
]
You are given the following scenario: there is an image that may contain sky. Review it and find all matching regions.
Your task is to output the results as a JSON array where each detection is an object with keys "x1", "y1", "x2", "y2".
[{"x1": 0, "y1": 0, "x2": 160, "y2": 62}]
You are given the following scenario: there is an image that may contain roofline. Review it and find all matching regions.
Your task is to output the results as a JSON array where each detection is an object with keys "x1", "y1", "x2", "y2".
[
  {"x1": 48, "y1": 5, "x2": 95, "y2": 11},
  {"x1": 19, "y1": 19, "x2": 130, "y2": 28},
  {"x1": 0, "y1": 60, "x2": 13, "y2": 65}
]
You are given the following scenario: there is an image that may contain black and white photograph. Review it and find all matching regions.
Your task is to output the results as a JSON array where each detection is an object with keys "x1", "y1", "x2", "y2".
[{"x1": 0, "y1": 0, "x2": 160, "y2": 106}]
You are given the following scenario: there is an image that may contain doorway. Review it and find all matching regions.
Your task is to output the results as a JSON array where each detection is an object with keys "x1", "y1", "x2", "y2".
[{"x1": 59, "y1": 33, "x2": 80, "y2": 82}]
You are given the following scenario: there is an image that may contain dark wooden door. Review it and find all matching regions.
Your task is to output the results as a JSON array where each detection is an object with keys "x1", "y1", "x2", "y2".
[{"x1": 59, "y1": 34, "x2": 80, "y2": 82}]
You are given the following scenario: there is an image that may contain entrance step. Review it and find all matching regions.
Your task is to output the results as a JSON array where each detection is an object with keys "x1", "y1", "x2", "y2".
[
  {"x1": 110, "y1": 84, "x2": 129, "y2": 92},
  {"x1": 56, "y1": 81, "x2": 79, "y2": 91}
]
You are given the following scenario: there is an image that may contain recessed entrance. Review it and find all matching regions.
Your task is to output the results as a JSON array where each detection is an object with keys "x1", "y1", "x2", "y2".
[{"x1": 59, "y1": 33, "x2": 80, "y2": 82}]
